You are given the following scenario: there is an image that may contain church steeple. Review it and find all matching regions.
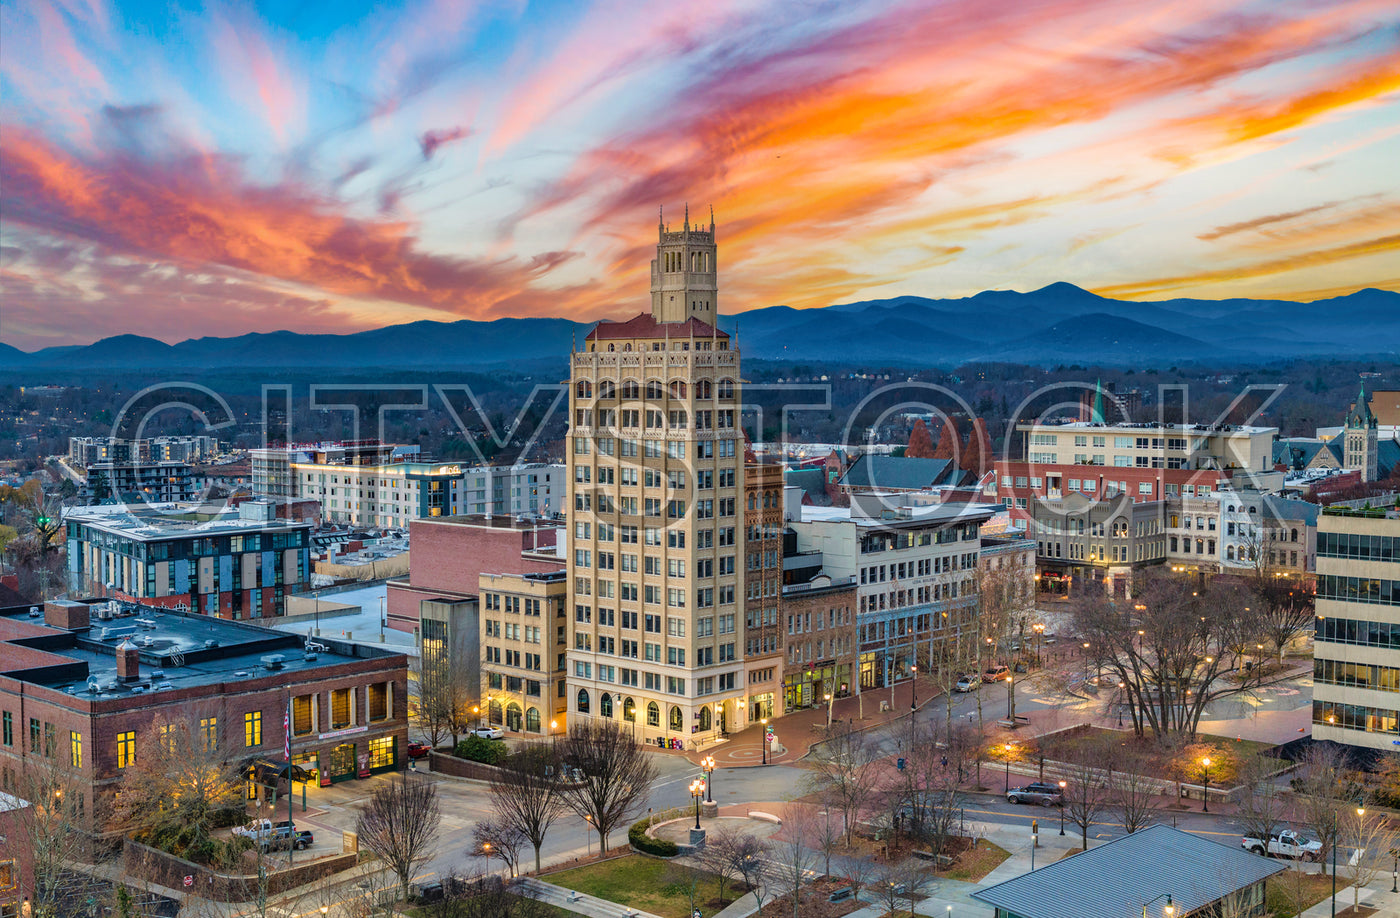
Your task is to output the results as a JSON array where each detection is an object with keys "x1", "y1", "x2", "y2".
[
  {"x1": 1344, "y1": 380, "x2": 1379, "y2": 481},
  {"x1": 651, "y1": 203, "x2": 718, "y2": 325}
]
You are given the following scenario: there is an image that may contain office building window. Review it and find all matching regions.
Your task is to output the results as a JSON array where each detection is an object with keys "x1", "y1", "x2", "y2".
[
  {"x1": 70, "y1": 731, "x2": 83, "y2": 769},
  {"x1": 245, "y1": 711, "x2": 262, "y2": 747},
  {"x1": 116, "y1": 731, "x2": 136, "y2": 769},
  {"x1": 199, "y1": 717, "x2": 218, "y2": 752}
]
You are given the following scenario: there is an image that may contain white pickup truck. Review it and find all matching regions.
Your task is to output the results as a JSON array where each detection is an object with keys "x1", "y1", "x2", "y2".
[{"x1": 1241, "y1": 830, "x2": 1322, "y2": 861}]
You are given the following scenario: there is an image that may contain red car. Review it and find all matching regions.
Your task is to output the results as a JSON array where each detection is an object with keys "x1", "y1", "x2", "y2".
[{"x1": 407, "y1": 742, "x2": 432, "y2": 759}]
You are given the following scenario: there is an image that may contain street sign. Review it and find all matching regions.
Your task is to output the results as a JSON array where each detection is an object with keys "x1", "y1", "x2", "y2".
[{"x1": 183, "y1": 876, "x2": 193, "y2": 888}]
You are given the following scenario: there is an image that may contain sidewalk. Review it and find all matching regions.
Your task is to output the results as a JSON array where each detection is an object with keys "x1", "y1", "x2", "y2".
[
  {"x1": 686, "y1": 678, "x2": 935, "y2": 768},
  {"x1": 515, "y1": 877, "x2": 665, "y2": 918}
]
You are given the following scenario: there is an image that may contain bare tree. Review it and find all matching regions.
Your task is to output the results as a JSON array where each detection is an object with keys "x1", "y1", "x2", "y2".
[
  {"x1": 556, "y1": 720, "x2": 658, "y2": 854},
  {"x1": 870, "y1": 859, "x2": 933, "y2": 918},
  {"x1": 733, "y1": 836, "x2": 774, "y2": 914},
  {"x1": 977, "y1": 559, "x2": 1035, "y2": 722},
  {"x1": 471, "y1": 817, "x2": 526, "y2": 877},
  {"x1": 1235, "y1": 752, "x2": 1289, "y2": 852},
  {"x1": 1237, "y1": 517, "x2": 1315, "y2": 664},
  {"x1": 699, "y1": 823, "x2": 749, "y2": 907},
  {"x1": 1343, "y1": 806, "x2": 1398, "y2": 910},
  {"x1": 487, "y1": 745, "x2": 565, "y2": 873},
  {"x1": 1294, "y1": 744, "x2": 1352, "y2": 876},
  {"x1": 1061, "y1": 754, "x2": 1109, "y2": 851},
  {"x1": 1108, "y1": 745, "x2": 1159, "y2": 833},
  {"x1": 804, "y1": 721, "x2": 880, "y2": 846},
  {"x1": 13, "y1": 757, "x2": 99, "y2": 918},
  {"x1": 664, "y1": 859, "x2": 705, "y2": 918},
  {"x1": 355, "y1": 774, "x2": 443, "y2": 902},
  {"x1": 112, "y1": 710, "x2": 242, "y2": 859},
  {"x1": 777, "y1": 804, "x2": 818, "y2": 918},
  {"x1": 415, "y1": 650, "x2": 475, "y2": 749},
  {"x1": 1073, "y1": 570, "x2": 1268, "y2": 739},
  {"x1": 813, "y1": 791, "x2": 845, "y2": 877}
]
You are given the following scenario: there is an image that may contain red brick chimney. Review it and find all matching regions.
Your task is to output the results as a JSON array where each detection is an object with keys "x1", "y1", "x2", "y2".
[{"x1": 116, "y1": 638, "x2": 140, "y2": 681}]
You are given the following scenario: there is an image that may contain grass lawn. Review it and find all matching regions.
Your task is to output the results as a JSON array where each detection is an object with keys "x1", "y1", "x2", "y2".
[
  {"x1": 938, "y1": 840, "x2": 1010, "y2": 882},
  {"x1": 544, "y1": 854, "x2": 743, "y2": 918},
  {"x1": 404, "y1": 898, "x2": 577, "y2": 918},
  {"x1": 1034, "y1": 725, "x2": 1275, "y2": 785},
  {"x1": 1265, "y1": 871, "x2": 1342, "y2": 918}
]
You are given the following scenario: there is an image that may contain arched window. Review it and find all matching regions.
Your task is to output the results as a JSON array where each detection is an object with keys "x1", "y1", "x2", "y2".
[
  {"x1": 1291, "y1": 528, "x2": 1298, "y2": 542},
  {"x1": 575, "y1": 380, "x2": 592, "y2": 399},
  {"x1": 621, "y1": 379, "x2": 640, "y2": 400},
  {"x1": 669, "y1": 705, "x2": 683, "y2": 731},
  {"x1": 600, "y1": 694, "x2": 613, "y2": 718},
  {"x1": 647, "y1": 702, "x2": 660, "y2": 727},
  {"x1": 699, "y1": 707, "x2": 712, "y2": 731},
  {"x1": 598, "y1": 380, "x2": 615, "y2": 399},
  {"x1": 488, "y1": 700, "x2": 503, "y2": 724},
  {"x1": 623, "y1": 697, "x2": 636, "y2": 722},
  {"x1": 506, "y1": 703, "x2": 523, "y2": 732},
  {"x1": 1227, "y1": 546, "x2": 1235, "y2": 561},
  {"x1": 607, "y1": 343, "x2": 615, "y2": 352},
  {"x1": 718, "y1": 378, "x2": 735, "y2": 400},
  {"x1": 623, "y1": 343, "x2": 632, "y2": 352},
  {"x1": 695, "y1": 379, "x2": 712, "y2": 399},
  {"x1": 748, "y1": 494, "x2": 757, "y2": 511},
  {"x1": 669, "y1": 380, "x2": 687, "y2": 399},
  {"x1": 577, "y1": 689, "x2": 590, "y2": 714},
  {"x1": 525, "y1": 707, "x2": 541, "y2": 733},
  {"x1": 646, "y1": 380, "x2": 664, "y2": 400}
]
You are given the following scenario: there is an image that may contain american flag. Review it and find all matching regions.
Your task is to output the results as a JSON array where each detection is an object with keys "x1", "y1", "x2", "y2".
[{"x1": 284, "y1": 701, "x2": 291, "y2": 762}]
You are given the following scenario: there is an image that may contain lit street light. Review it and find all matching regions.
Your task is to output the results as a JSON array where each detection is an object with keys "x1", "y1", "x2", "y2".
[
  {"x1": 1201, "y1": 757, "x2": 1211, "y2": 813},
  {"x1": 701, "y1": 755, "x2": 716, "y2": 803},
  {"x1": 690, "y1": 779, "x2": 705, "y2": 830}
]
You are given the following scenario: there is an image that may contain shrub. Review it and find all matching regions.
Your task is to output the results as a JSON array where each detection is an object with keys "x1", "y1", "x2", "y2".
[
  {"x1": 454, "y1": 735, "x2": 508, "y2": 765},
  {"x1": 627, "y1": 809, "x2": 685, "y2": 858}
]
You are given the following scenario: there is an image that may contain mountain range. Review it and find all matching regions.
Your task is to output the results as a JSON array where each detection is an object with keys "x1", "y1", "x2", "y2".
[{"x1": 3, "y1": 283, "x2": 1396, "y2": 370}]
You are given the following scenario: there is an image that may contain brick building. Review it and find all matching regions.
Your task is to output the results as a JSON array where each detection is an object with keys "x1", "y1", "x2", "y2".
[
  {"x1": 65, "y1": 501, "x2": 312, "y2": 619},
  {"x1": 0, "y1": 600, "x2": 409, "y2": 821},
  {"x1": 384, "y1": 515, "x2": 562, "y2": 634},
  {"x1": 742, "y1": 459, "x2": 784, "y2": 724},
  {"x1": 780, "y1": 575, "x2": 859, "y2": 712}
]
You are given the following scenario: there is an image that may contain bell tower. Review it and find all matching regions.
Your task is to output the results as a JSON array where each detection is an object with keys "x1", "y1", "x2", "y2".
[
  {"x1": 650, "y1": 204, "x2": 718, "y2": 325},
  {"x1": 1344, "y1": 382, "x2": 1379, "y2": 482}
]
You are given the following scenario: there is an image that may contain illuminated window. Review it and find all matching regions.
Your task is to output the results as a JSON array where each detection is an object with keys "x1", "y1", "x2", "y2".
[
  {"x1": 367, "y1": 736, "x2": 395, "y2": 769},
  {"x1": 116, "y1": 731, "x2": 135, "y2": 769},
  {"x1": 245, "y1": 711, "x2": 262, "y2": 747},
  {"x1": 199, "y1": 717, "x2": 218, "y2": 752},
  {"x1": 70, "y1": 731, "x2": 82, "y2": 769},
  {"x1": 292, "y1": 695, "x2": 314, "y2": 735}
]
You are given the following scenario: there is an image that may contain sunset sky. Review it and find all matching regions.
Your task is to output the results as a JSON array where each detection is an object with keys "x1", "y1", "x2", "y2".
[{"x1": 2, "y1": 0, "x2": 1398, "y2": 350}]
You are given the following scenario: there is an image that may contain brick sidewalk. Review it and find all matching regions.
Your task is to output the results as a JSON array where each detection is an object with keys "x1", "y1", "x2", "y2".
[{"x1": 685, "y1": 678, "x2": 935, "y2": 768}]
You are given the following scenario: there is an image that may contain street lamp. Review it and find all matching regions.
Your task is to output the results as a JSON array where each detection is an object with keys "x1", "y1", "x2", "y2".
[
  {"x1": 760, "y1": 718, "x2": 769, "y2": 765},
  {"x1": 824, "y1": 692, "x2": 834, "y2": 729},
  {"x1": 1389, "y1": 846, "x2": 1397, "y2": 893},
  {"x1": 1201, "y1": 757, "x2": 1211, "y2": 813},
  {"x1": 472, "y1": 705, "x2": 480, "y2": 729},
  {"x1": 1058, "y1": 781, "x2": 1067, "y2": 835},
  {"x1": 1141, "y1": 894, "x2": 1175, "y2": 917},
  {"x1": 690, "y1": 779, "x2": 705, "y2": 830},
  {"x1": 1004, "y1": 743, "x2": 1014, "y2": 794},
  {"x1": 701, "y1": 755, "x2": 716, "y2": 803},
  {"x1": 1006, "y1": 673, "x2": 1015, "y2": 721}
]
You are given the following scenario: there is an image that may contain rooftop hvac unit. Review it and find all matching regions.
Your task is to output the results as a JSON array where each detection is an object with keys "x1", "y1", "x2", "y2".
[{"x1": 261, "y1": 654, "x2": 286, "y2": 670}]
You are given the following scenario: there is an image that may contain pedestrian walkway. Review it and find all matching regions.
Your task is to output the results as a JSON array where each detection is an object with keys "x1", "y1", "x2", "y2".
[
  {"x1": 686, "y1": 679, "x2": 935, "y2": 768},
  {"x1": 514, "y1": 877, "x2": 666, "y2": 918}
]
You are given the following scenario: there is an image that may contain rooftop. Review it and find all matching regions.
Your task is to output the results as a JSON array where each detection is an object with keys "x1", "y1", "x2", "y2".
[
  {"x1": 584, "y1": 313, "x2": 728, "y2": 341},
  {"x1": 1019, "y1": 420, "x2": 1276, "y2": 435},
  {"x1": 0, "y1": 601, "x2": 401, "y2": 703},
  {"x1": 65, "y1": 502, "x2": 311, "y2": 540},
  {"x1": 971, "y1": 825, "x2": 1285, "y2": 918},
  {"x1": 799, "y1": 498, "x2": 998, "y2": 528}
]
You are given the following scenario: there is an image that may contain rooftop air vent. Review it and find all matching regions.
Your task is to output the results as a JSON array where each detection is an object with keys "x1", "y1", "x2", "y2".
[
  {"x1": 149, "y1": 668, "x2": 165, "y2": 679},
  {"x1": 261, "y1": 654, "x2": 286, "y2": 670},
  {"x1": 204, "y1": 639, "x2": 219, "y2": 648}
]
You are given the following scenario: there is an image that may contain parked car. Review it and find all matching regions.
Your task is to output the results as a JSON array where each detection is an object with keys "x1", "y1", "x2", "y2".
[
  {"x1": 954, "y1": 675, "x2": 980, "y2": 693},
  {"x1": 259, "y1": 827, "x2": 314, "y2": 851},
  {"x1": 407, "y1": 742, "x2": 432, "y2": 759},
  {"x1": 982, "y1": 665, "x2": 1010, "y2": 683},
  {"x1": 472, "y1": 726, "x2": 505, "y2": 740},
  {"x1": 1242, "y1": 830, "x2": 1322, "y2": 861},
  {"x1": 232, "y1": 818, "x2": 292, "y2": 840},
  {"x1": 1006, "y1": 783, "x2": 1064, "y2": 806}
]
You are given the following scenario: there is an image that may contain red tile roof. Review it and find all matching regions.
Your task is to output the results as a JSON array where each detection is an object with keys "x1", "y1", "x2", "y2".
[{"x1": 585, "y1": 313, "x2": 728, "y2": 341}]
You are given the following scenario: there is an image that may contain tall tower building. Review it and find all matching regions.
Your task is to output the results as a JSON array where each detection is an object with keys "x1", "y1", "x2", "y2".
[
  {"x1": 1344, "y1": 382, "x2": 1379, "y2": 482},
  {"x1": 650, "y1": 205, "x2": 718, "y2": 325},
  {"x1": 567, "y1": 210, "x2": 744, "y2": 746}
]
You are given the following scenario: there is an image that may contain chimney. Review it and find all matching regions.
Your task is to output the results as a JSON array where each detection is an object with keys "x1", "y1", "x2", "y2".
[{"x1": 116, "y1": 638, "x2": 140, "y2": 681}]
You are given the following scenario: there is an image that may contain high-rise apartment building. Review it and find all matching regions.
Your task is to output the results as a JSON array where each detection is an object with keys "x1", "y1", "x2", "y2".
[
  {"x1": 1311, "y1": 507, "x2": 1400, "y2": 750},
  {"x1": 566, "y1": 211, "x2": 746, "y2": 747}
]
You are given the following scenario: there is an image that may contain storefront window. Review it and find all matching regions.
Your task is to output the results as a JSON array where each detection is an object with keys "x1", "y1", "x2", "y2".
[{"x1": 367, "y1": 736, "x2": 395, "y2": 770}]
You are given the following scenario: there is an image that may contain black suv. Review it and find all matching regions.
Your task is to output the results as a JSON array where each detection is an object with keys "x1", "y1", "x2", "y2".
[{"x1": 1007, "y1": 782, "x2": 1064, "y2": 806}]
